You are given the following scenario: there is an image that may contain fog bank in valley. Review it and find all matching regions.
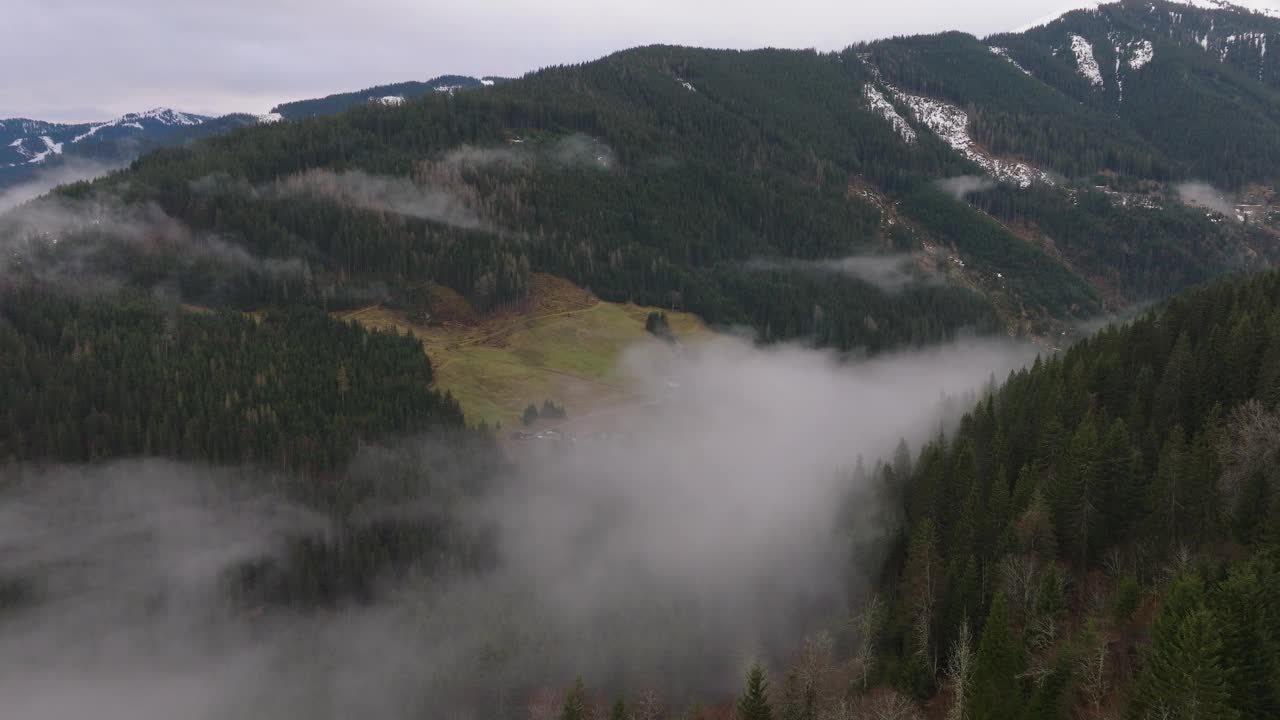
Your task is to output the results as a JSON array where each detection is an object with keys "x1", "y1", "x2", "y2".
[
  {"x1": 0, "y1": 334, "x2": 1037, "y2": 717},
  {"x1": 0, "y1": 159, "x2": 125, "y2": 213}
]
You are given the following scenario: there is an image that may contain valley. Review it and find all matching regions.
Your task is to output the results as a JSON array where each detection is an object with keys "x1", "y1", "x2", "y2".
[{"x1": 5, "y1": 1, "x2": 1280, "y2": 718}]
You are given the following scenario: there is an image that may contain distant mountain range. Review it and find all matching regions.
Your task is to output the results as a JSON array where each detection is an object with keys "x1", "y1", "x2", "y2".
[
  {"x1": 0, "y1": 75, "x2": 504, "y2": 193},
  {"x1": 0, "y1": 109, "x2": 258, "y2": 191}
]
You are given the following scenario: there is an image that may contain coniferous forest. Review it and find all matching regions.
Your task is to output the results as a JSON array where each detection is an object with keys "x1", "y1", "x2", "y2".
[{"x1": 5, "y1": 1, "x2": 1280, "y2": 718}]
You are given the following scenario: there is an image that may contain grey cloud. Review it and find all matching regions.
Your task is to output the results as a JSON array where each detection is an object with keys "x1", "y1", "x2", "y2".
[
  {"x1": 1176, "y1": 181, "x2": 1238, "y2": 217},
  {"x1": 0, "y1": 330, "x2": 1034, "y2": 712},
  {"x1": 275, "y1": 135, "x2": 615, "y2": 232},
  {"x1": 0, "y1": 333, "x2": 1037, "y2": 716},
  {"x1": 274, "y1": 169, "x2": 490, "y2": 231},
  {"x1": 0, "y1": 159, "x2": 126, "y2": 214},
  {"x1": 0, "y1": 193, "x2": 306, "y2": 292},
  {"x1": 436, "y1": 134, "x2": 616, "y2": 173},
  {"x1": 936, "y1": 174, "x2": 997, "y2": 200},
  {"x1": 745, "y1": 253, "x2": 940, "y2": 292}
]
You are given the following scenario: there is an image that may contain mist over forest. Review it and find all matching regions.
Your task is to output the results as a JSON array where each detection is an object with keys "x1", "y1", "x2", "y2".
[
  {"x1": 7, "y1": 0, "x2": 1280, "y2": 717},
  {"x1": 0, "y1": 334, "x2": 1033, "y2": 718}
]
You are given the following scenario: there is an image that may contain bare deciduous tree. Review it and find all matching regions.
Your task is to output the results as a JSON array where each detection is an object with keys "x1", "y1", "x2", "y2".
[
  {"x1": 630, "y1": 690, "x2": 662, "y2": 720},
  {"x1": 860, "y1": 691, "x2": 925, "y2": 720},
  {"x1": 998, "y1": 554, "x2": 1040, "y2": 622},
  {"x1": 1077, "y1": 619, "x2": 1113, "y2": 711},
  {"x1": 1219, "y1": 399, "x2": 1280, "y2": 499},
  {"x1": 850, "y1": 594, "x2": 885, "y2": 691},
  {"x1": 944, "y1": 619, "x2": 974, "y2": 720}
]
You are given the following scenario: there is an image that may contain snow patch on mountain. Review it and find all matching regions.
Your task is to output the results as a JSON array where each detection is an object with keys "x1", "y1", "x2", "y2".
[
  {"x1": 1071, "y1": 34, "x2": 1105, "y2": 86},
  {"x1": 900, "y1": 93, "x2": 1053, "y2": 186},
  {"x1": 30, "y1": 136, "x2": 63, "y2": 163},
  {"x1": 128, "y1": 108, "x2": 202, "y2": 126},
  {"x1": 1108, "y1": 34, "x2": 1156, "y2": 102},
  {"x1": 69, "y1": 108, "x2": 204, "y2": 144},
  {"x1": 989, "y1": 47, "x2": 1034, "y2": 76},
  {"x1": 860, "y1": 59, "x2": 1051, "y2": 186},
  {"x1": 676, "y1": 77, "x2": 697, "y2": 92},
  {"x1": 1129, "y1": 39, "x2": 1155, "y2": 69},
  {"x1": 377, "y1": 96, "x2": 405, "y2": 106},
  {"x1": 862, "y1": 84, "x2": 917, "y2": 143},
  {"x1": 898, "y1": 90, "x2": 1052, "y2": 187}
]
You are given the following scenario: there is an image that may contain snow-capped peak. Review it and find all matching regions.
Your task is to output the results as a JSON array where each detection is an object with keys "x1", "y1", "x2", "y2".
[
  {"x1": 122, "y1": 108, "x2": 204, "y2": 126},
  {"x1": 71, "y1": 107, "x2": 206, "y2": 144}
]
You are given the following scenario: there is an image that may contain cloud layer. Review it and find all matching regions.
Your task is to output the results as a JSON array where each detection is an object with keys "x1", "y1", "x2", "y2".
[{"x1": 0, "y1": 332, "x2": 1036, "y2": 716}]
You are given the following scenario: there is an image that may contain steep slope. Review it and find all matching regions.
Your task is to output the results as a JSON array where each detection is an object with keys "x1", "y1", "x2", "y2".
[
  {"x1": 869, "y1": 265, "x2": 1280, "y2": 720},
  {"x1": 0, "y1": 285, "x2": 466, "y2": 472},
  {"x1": 29, "y1": 46, "x2": 1016, "y2": 351},
  {"x1": 9, "y1": 4, "x2": 1280, "y2": 353},
  {"x1": 992, "y1": 0, "x2": 1280, "y2": 187}
]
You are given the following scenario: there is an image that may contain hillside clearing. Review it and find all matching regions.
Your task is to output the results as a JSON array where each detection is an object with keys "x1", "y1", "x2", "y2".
[{"x1": 337, "y1": 274, "x2": 710, "y2": 427}]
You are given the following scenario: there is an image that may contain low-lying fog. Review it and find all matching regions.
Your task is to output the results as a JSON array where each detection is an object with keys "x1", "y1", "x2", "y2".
[{"x1": 0, "y1": 334, "x2": 1037, "y2": 718}]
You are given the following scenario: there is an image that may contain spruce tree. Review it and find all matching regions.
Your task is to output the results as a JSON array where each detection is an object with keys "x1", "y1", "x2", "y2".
[
  {"x1": 969, "y1": 594, "x2": 1024, "y2": 720},
  {"x1": 738, "y1": 664, "x2": 774, "y2": 720},
  {"x1": 562, "y1": 677, "x2": 589, "y2": 720},
  {"x1": 1131, "y1": 607, "x2": 1238, "y2": 720}
]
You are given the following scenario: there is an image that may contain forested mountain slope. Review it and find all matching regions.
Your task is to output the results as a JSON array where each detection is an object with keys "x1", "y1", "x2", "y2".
[
  {"x1": 11, "y1": 2, "x2": 1278, "y2": 357},
  {"x1": 0, "y1": 286, "x2": 466, "y2": 472},
  {"x1": 7, "y1": 5, "x2": 1280, "y2": 717},
  {"x1": 984, "y1": 0, "x2": 1280, "y2": 188},
  {"x1": 858, "y1": 267, "x2": 1280, "y2": 719}
]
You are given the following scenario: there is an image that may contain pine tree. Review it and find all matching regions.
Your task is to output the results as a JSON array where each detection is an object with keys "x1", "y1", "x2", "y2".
[
  {"x1": 1062, "y1": 414, "x2": 1101, "y2": 566},
  {"x1": 1131, "y1": 607, "x2": 1238, "y2": 720},
  {"x1": 902, "y1": 519, "x2": 942, "y2": 667},
  {"x1": 969, "y1": 595, "x2": 1024, "y2": 720},
  {"x1": 1131, "y1": 576, "x2": 1238, "y2": 720},
  {"x1": 738, "y1": 664, "x2": 774, "y2": 720},
  {"x1": 778, "y1": 668, "x2": 815, "y2": 720},
  {"x1": 1146, "y1": 426, "x2": 1188, "y2": 551},
  {"x1": 1213, "y1": 562, "x2": 1280, "y2": 719},
  {"x1": 1154, "y1": 332, "x2": 1194, "y2": 432},
  {"x1": 562, "y1": 676, "x2": 589, "y2": 720}
]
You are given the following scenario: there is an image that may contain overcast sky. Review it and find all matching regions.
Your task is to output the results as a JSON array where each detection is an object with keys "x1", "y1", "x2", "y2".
[{"x1": 6, "y1": 0, "x2": 1279, "y2": 122}]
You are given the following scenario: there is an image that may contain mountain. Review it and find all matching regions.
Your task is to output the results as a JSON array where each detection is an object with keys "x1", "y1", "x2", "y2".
[
  {"x1": 0, "y1": 109, "x2": 261, "y2": 194},
  {"x1": 8, "y1": 3, "x2": 1280, "y2": 718},
  {"x1": 269, "y1": 74, "x2": 508, "y2": 119},
  {"x1": 5, "y1": 0, "x2": 1272, "y2": 356},
  {"x1": 870, "y1": 264, "x2": 1280, "y2": 720},
  {"x1": 0, "y1": 76, "x2": 507, "y2": 194}
]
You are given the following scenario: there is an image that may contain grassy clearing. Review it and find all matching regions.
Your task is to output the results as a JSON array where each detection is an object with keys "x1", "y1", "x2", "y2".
[{"x1": 337, "y1": 275, "x2": 710, "y2": 427}]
